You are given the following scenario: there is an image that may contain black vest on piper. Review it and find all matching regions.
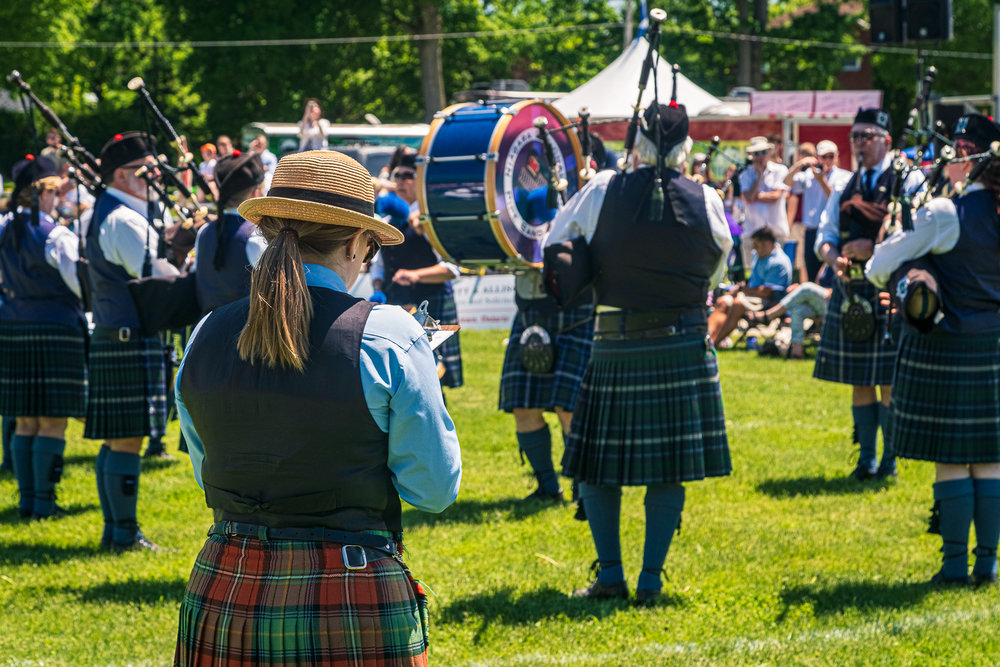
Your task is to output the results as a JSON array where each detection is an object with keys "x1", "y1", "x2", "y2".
[
  {"x1": 86, "y1": 192, "x2": 146, "y2": 329},
  {"x1": 194, "y1": 212, "x2": 256, "y2": 314},
  {"x1": 591, "y1": 168, "x2": 721, "y2": 311},
  {"x1": 838, "y1": 166, "x2": 895, "y2": 247},
  {"x1": 0, "y1": 212, "x2": 84, "y2": 328},
  {"x1": 179, "y1": 287, "x2": 401, "y2": 532},
  {"x1": 927, "y1": 188, "x2": 1000, "y2": 334},
  {"x1": 377, "y1": 193, "x2": 452, "y2": 305}
]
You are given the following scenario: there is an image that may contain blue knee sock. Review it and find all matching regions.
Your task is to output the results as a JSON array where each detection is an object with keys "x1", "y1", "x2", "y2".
[
  {"x1": 852, "y1": 403, "x2": 879, "y2": 470},
  {"x1": 972, "y1": 478, "x2": 1000, "y2": 578},
  {"x1": 639, "y1": 484, "x2": 685, "y2": 592},
  {"x1": 877, "y1": 403, "x2": 894, "y2": 467},
  {"x1": 1, "y1": 416, "x2": 14, "y2": 469},
  {"x1": 31, "y1": 436, "x2": 65, "y2": 516},
  {"x1": 579, "y1": 482, "x2": 624, "y2": 585},
  {"x1": 933, "y1": 478, "x2": 975, "y2": 579},
  {"x1": 11, "y1": 434, "x2": 34, "y2": 515},
  {"x1": 517, "y1": 426, "x2": 559, "y2": 494},
  {"x1": 103, "y1": 450, "x2": 141, "y2": 545},
  {"x1": 95, "y1": 446, "x2": 113, "y2": 545}
]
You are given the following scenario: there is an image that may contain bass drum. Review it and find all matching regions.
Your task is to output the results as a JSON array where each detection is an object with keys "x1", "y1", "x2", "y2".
[{"x1": 416, "y1": 100, "x2": 583, "y2": 269}]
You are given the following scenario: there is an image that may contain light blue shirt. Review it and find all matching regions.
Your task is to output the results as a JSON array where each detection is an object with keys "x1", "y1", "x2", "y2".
[
  {"x1": 749, "y1": 245, "x2": 792, "y2": 298},
  {"x1": 175, "y1": 262, "x2": 462, "y2": 514}
]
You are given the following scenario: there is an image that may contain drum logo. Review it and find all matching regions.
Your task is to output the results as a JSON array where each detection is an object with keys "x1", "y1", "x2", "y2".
[{"x1": 501, "y1": 128, "x2": 567, "y2": 240}]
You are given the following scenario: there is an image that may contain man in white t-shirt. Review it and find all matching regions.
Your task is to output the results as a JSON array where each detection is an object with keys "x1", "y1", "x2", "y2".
[{"x1": 738, "y1": 136, "x2": 789, "y2": 270}]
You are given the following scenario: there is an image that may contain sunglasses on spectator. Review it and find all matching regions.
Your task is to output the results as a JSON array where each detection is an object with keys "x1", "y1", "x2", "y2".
[
  {"x1": 750, "y1": 149, "x2": 769, "y2": 157},
  {"x1": 850, "y1": 131, "x2": 883, "y2": 143},
  {"x1": 393, "y1": 171, "x2": 416, "y2": 181},
  {"x1": 363, "y1": 236, "x2": 381, "y2": 263},
  {"x1": 820, "y1": 153, "x2": 836, "y2": 159}
]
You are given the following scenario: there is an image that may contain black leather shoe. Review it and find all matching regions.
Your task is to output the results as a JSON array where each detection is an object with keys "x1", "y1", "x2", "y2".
[
  {"x1": 972, "y1": 572, "x2": 998, "y2": 588},
  {"x1": 873, "y1": 459, "x2": 898, "y2": 480},
  {"x1": 635, "y1": 588, "x2": 661, "y2": 605},
  {"x1": 850, "y1": 463, "x2": 877, "y2": 481},
  {"x1": 109, "y1": 530, "x2": 167, "y2": 553},
  {"x1": 572, "y1": 579, "x2": 628, "y2": 600},
  {"x1": 33, "y1": 504, "x2": 67, "y2": 520},
  {"x1": 517, "y1": 487, "x2": 564, "y2": 503},
  {"x1": 930, "y1": 570, "x2": 971, "y2": 586}
]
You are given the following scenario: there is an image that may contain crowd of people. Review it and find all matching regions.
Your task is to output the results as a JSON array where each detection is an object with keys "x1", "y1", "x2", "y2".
[{"x1": 1, "y1": 88, "x2": 998, "y2": 664}]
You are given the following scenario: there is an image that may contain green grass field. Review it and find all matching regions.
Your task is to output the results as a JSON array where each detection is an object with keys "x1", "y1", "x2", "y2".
[{"x1": 1, "y1": 329, "x2": 997, "y2": 665}]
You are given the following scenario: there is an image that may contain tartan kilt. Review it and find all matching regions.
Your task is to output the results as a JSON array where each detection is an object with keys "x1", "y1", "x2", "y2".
[
  {"x1": 813, "y1": 281, "x2": 897, "y2": 386},
  {"x1": 563, "y1": 333, "x2": 731, "y2": 486},
  {"x1": 175, "y1": 535, "x2": 428, "y2": 667},
  {"x1": 420, "y1": 290, "x2": 462, "y2": 389},
  {"x1": 498, "y1": 303, "x2": 594, "y2": 413},
  {"x1": 0, "y1": 320, "x2": 87, "y2": 418},
  {"x1": 891, "y1": 328, "x2": 1000, "y2": 464},
  {"x1": 83, "y1": 335, "x2": 167, "y2": 440}
]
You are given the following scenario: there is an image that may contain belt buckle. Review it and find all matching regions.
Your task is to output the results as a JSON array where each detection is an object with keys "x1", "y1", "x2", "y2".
[
  {"x1": 117, "y1": 326, "x2": 131, "y2": 342},
  {"x1": 342, "y1": 545, "x2": 368, "y2": 570}
]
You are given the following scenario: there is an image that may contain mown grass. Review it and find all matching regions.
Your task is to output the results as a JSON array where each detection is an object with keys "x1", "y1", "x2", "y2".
[{"x1": 1, "y1": 329, "x2": 997, "y2": 665}]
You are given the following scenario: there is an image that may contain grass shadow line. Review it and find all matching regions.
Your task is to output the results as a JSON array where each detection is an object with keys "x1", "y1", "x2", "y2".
[
  {"x1": 403, "y1": 497, "x2": 566, "y2": 528},
  {"x1": 777, "y1": 579, "x2": 936, "y2": 622},
  {"x1": 0, "y1": 540, "x2": 103, "y2": 565},
  {"x1": 756, "y1": 475, "x2": 893, "y2": 498},
  {"x1": 58, "y1": 578, "x2": 188, "y2": 605},
  {"x1": 0, "y1": 502, "x2": 97, "y2": 523}
]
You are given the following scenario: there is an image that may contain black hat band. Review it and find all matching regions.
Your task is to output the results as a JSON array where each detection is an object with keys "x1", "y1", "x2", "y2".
[{"x1": 266, "y1": 186, "x2": 374, "y2": 217}]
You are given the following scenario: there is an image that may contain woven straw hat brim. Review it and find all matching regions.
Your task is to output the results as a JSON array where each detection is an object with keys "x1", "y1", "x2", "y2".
[{"x1": 238, "y1": 196, "x2": 404, "y2": 246}]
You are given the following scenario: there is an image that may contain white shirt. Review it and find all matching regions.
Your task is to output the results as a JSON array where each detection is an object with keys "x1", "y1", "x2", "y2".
[
  {"x1": 546, "y1": 168, "x2": 734, "y2": 288},
  {"x1": 1, "y1": 208, "x2": 82, "y2": 298},
  {"x1": 865, "y1": 189, "x2": 964, "y2": 289},
  {"x1": 97, "y1": 187, "x2": 179, "y2": 279},
  {"x1": 739, "y1": 161, "x2": 790, "y2": 238},
  {"x1": 791, "y1": 166, "x2": 852, "y2": 230}
]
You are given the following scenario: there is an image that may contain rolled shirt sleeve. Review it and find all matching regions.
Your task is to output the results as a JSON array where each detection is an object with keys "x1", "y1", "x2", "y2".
[
  {"x1": 44, "y1": 222, "x2": 82, "y2": 298},
  {"x1": 704, "y1": 183, "x2": 734, "y2": 287},
  {"x1": 865, "y1": 195, "x2": 960, "y2": 289}
]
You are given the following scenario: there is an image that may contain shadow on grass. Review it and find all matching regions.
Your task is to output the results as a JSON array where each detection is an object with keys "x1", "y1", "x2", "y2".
[
  {"x1": 756, "y1": 475, "x2": 893, "y2": 498},
  {"x1": 439, "y1": 586, "x2": 671, "y2": 639},
  {"x1": 404, "y1": 497, "x2": 565, "y2": 528},
  {"x1": 0, "y1": 541, "x2": 102, "y2": 565},
  {"x1": 141, "y1": 456, "x2": 184, "y2": 473},
  {"x1": 0, "y1": 502, "x2": 96, "y2": 523},
  {"x1": 62, "y1": 578, "x2": 188, "y2": 605},
  {"x1": 777, "y1": 579, "x2": 935, "y2": 621}
]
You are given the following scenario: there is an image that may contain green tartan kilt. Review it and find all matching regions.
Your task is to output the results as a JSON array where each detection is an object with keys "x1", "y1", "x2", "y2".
[
  {"x1": 84, "y1": 335, "x2": 167, "y2": 440},
  {"x1": 175, "y1": 535, "x2": 428, "y2": 666},
  {"x1": 563, "y1": 333, "x2": 731, "y2": 486},
  {"x1": 892, "y1": 328, "x2": 1000, "y2": 464},
  {"x1": 0, "y1": 320, "x2": 87, "y2": 418},
  {"x1": 813, "y1": 282, "x2": 897, "y2": 386}
]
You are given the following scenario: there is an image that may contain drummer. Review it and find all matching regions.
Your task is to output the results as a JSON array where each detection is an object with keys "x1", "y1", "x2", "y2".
[{"x1": 370, "y1": 151, "x2": 463, "y2": 389}]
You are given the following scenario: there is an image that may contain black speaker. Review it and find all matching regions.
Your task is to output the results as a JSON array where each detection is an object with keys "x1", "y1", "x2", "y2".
[
  {"x1": 870, "y1": 0, "x2": 902, "y2": 44},
  {"x1": 905, "y1": 0, "x2": 953, "y2": 41}
]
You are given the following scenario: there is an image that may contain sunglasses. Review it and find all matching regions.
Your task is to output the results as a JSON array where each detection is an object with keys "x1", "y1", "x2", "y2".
[
  {"x1": 819, "y1": 153, "x2": 836, "y2": 159},
  {"x1": 393, "y1": 171, "x2": 415, "y2": 181},
  {"x1": 750, "y1": 149, "x2": 769, "y2": 157},
  {"x1": 363, "y1": 236, "x2": 382, "y2": 263},
  {"x1": 850, "y1": 131, "x2": 883, "y2": 143}
]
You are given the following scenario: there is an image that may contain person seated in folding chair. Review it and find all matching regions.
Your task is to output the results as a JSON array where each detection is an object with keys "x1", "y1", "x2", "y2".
[
  {"x1": 745, "y1": 275, "x2": 832, "y2": 359},
  {"x1": 708, "y1": 226, "x2": 792, "y2": 347}
]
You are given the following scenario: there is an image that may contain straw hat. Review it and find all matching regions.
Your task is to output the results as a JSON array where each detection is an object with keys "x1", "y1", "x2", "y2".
[
  {"x1": 239, "y1": 150, "x2": 404, "y2": 245},
  {"x1": 746, "y1": 136, "x2": 773, "y2": 154}
]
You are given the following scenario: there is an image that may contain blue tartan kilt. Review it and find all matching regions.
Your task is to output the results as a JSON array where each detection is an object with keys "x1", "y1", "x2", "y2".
[
  {"x1": 84, "y1": 335, "x2": 167, "y2": 440},
  {"x1": 498, "y1": 302, "x2": 594, "y2": 413},
  {"x1": 0, "y1": 320, "x2": 87, "y2": 418},
  {"x1": 563, "y1": 333, "x2": 731, "y2": 486},
  {"x1": 892, "y1": 328, "x2": 1000, "y2": 464},
  {"x1": 419, "y1": 290, "x2": 462, "y2": 389},
  {"x1": 813, "y1": 281, "x2": 897, "y2": 386}
]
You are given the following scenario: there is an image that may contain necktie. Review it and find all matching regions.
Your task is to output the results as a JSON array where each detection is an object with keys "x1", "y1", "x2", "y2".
[{"x1": 864, "y1": 169, "x2": 875, "y2": 196}]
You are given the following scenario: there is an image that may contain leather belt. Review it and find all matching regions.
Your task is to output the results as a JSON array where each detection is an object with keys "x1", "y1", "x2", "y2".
[
  {"x1": 208, "y1": 521, "x2": 396, "y2": 554},
  {"x1": 594, "y1": 309, "x2": 707, "y2": 341},
  {"x1": 91, "y1": 326, "x2": 136, "y2": 342}
]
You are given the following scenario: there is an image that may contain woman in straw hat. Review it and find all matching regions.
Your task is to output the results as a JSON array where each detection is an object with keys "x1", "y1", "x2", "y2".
[{"x1": 173, "y1": 150, "x2": 462, "y2": 665}]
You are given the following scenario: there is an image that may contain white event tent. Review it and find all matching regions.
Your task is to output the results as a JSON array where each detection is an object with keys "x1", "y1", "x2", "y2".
[{"x1": 553, "y1": 37, "x2": 728, "y2": 119}]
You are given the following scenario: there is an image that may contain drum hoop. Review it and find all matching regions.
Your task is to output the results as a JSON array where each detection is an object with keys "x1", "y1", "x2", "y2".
[
  {"x1": 485, "y1": 100, "x2": 532, "y2": 265},
  {"x1": 416, "y1": 101, "x2": 472, "y2": 266}
]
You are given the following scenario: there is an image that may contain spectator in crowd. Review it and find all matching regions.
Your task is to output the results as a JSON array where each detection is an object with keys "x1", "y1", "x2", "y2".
[
  {"x1": 247, "y1": 131, "x2": 277, "y2": 192},
  {"x1": 215, "y1": 135, "x2": 233, "y2": 158},
  {"x1": 739, "y1": 136, "x2": 790, "y2": 270},
  {"x1": 786, "y1": 139, "x2": 851, "y2": 282},
  {"x1": 747, "y1": 278, "x2": 831, "y2": 359},
  {"x1": 174, "y1": 150, "x2": 460, "y2": 664},
  {"x1": 198, "y1": 143, "x2": 218, "y2": 202},
  {"x1": 298, "y1": 98, "x2": 330, "y2": 152},
  {"x1": 709, "y1": 226, "x2": 792, "y2": 347},
  {"x1": 40, "y1": 128, "x2": 67, "y2": 174}
]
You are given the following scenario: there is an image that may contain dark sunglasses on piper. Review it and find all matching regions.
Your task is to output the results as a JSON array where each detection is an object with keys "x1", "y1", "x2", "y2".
[
  {"x1": 392, "y1": 171, "x2": 416, "y2": 181},
  {"x1": 851, "y1": 131, "x2": 883, "y2": 143}
]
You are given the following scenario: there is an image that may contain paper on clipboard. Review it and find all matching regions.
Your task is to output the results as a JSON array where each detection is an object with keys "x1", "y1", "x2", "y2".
[{"x1": 426, "y1": 324, "x2": 461, "y2": 351}]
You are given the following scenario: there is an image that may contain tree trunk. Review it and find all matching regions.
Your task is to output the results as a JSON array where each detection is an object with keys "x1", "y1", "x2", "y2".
[
  {"x1": 417, "y1": 2, "x2": 446, "y2": 122},
  {"x1": 752, "y1": 0, "x2": 767, "y2": 89},
  {"x1": 737, "y1": 0, "x2": 752, "y2": 87}
]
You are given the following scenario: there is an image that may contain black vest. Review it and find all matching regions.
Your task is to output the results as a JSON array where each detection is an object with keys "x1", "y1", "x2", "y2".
[
  {"x1": 928, "y1": 189, "x2": 1000, "y2": 334},
  {"x1": 0, "y1": 212, "x2": 84, "y2": 328},
  {"x1": 838, "y1": 167, "x2": 895, "y2": 247},
  {"x1": 86, "y1": 193, "x2": 145, "y2": 328},
  {"x1": 194, "y1": 213, "x2": 256, "y2": 314},
  {"x1": 591, "y1": 168, "x2": 721, "y2": 311},
  {"x1": 179, "y1": 287, "x2": 401, "y2": 532}
]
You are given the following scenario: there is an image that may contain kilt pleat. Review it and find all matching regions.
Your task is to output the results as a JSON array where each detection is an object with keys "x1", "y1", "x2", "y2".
[
  {"x1": 84, "y1": 335, "x2": 167, "y2": 440},
  {"x1": 499, "y1": 303, "x2": 594, "y2": 412},
  {"x1": 892, "y1": 329, "x2": 1000, "y2": 464},
  {"x1": 175, "y1": 535, "x2": 427, "y2": 666},
  {"x1": 0, "y1": 320, "x2": 87, "y2": 418},
  {"x1": 813, "y1": 282, "x2": 897, "y2": 386},
  {"x1": 563, "y1": 333, "x2": 731, "y2": 485},
  {"x1": 420, "y1": 291, "x2": 462, "y2": 389}
]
